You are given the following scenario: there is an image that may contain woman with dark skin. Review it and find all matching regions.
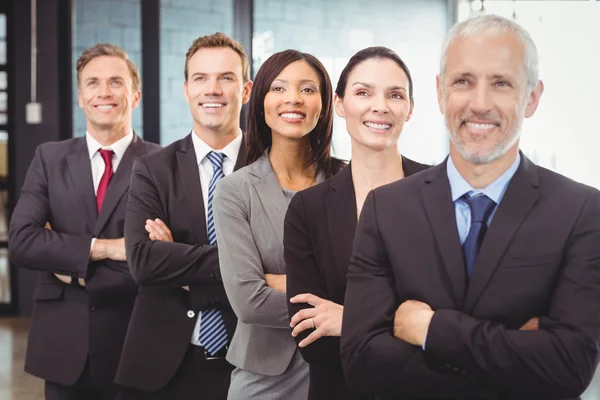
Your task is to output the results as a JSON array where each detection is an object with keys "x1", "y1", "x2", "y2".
[{"x1": 213, "y1": 49, "x2": 344, "y2": 399}]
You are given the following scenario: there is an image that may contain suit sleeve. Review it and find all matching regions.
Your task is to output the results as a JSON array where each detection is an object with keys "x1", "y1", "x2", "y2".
[
  {"x1": 213, "y1": 177, "x2": 289, "y2": 329},
  {"x1": 341, "y1": 190, "x2": 477, "y2": 397},
  {"x1": 425, "y1": 190, "x2": 600, "y2": 398},
  {"x1": 125, "y1": 157, "x2": 221, "y2": 288},
  {"x1": 9, "y1": 145, "x2": 93, "y2": 277},
  {"x1": 284, "y1": 192, "x2": 342, "y2": 364}
]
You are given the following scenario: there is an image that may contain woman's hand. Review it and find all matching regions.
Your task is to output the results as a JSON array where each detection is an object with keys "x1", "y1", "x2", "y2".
[{"x1": 289, "y1": 293, "x2": 343, "y2": 347}]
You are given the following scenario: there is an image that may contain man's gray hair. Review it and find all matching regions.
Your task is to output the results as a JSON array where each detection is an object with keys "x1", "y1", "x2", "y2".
[{"x1": 440, "y1": 14, "x2": 539, "y2": 89}]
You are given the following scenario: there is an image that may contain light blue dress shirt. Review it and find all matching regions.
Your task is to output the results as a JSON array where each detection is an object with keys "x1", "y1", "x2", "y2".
[
  {"x1": 422, "y1": 153, "x2": 521, "y2": 351},
  {"x1": 447, "y1": 153, "x2": 521, "y2": 244}
]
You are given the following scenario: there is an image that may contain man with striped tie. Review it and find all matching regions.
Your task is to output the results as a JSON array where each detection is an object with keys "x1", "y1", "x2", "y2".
[{"x1": 116, "y1": 32, "x2": 252, "y2": 399}]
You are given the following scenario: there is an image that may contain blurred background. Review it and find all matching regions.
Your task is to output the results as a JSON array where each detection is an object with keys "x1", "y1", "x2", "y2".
[{"x1": 0, "y1": 0, "x2": 598, "y2": 398}]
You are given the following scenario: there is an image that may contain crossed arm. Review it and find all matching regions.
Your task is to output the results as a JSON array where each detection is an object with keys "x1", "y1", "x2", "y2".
[
  {"x1": 9, "y1": 145, "x2": 126, "y2": 287},
  {"x1": 342, "y1": 190, "x2": 600, "y2": 398}
]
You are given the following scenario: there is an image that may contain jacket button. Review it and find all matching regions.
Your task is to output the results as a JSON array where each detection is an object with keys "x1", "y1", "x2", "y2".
[
  {"x1": 187, "y1": 310, "x2": 195, "y2": 318},
  {"x1": 89, "y1": 306, "x2": 96, "y2": 311}
]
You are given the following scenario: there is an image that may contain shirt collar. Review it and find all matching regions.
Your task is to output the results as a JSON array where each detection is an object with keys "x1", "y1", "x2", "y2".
[
  {"x1": 446, "y1": 153, "x2": 521, "y2": 204},
  {"x1": 86, "y1": 130, "x2": 134, "y2": 161},
  {"x1": 191, "y1": 129, "x2": 243, "y2": 166}
]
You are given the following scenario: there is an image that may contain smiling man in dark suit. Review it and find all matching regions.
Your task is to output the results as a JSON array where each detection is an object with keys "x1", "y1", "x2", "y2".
[
  {"x1": 9, "y1": 44, "x2": 160, "y2": 400},
  {"x1": 341, "y1": 15, "x2": 600, "y2": 400},
  {"x1": 115, "y1": 33, "x2": 252, "y2": 400}
]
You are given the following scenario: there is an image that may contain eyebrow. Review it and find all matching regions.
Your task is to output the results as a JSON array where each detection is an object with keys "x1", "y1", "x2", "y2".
[
  {"x1": 352, "y1": 82, "x2": 407, "y2": 92},
  {"x1": 85, "y1": 76, "x2": 124, "y2": 82},
  {"x1": 191, "y1": 71, "x2": 237, "y2": 77},
  {"x1": 272, "y1": 79, "x2": 318, "y2": 85},
  {"x1": 452, "y1": 72, "x2": 514, "y2": 81}
]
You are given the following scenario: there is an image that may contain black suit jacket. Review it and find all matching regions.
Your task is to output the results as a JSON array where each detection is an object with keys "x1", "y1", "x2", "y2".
[
  {"x1": 115, "y1": 133, "x2": 246, "y2": 392},
  {"x1": 284, "y1": 157, "x2": 431, "y2": 400},
  {"x1": 341, "y1": 155, "x2": 600, "y2": 399},
  {"x1": 8, "y1": 135, "x2": 160, "y2": 386}
]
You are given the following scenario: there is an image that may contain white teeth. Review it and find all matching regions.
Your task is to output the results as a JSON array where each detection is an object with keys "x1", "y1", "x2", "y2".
[
  {"x1": 466, "y1": 122, "x2": 496, "y2": 130},
  {"x1": 96, "y1": 105, "x2": 115, "y2": 110},
  {"x1": 203, "y1": 103, "x2": 224, "y2": 108},
  {"x1": 364, "y1": 122, "x2": 391, "y2": 130},
  {"x1": 280, "y1": 113, "x2": 305, "y2": 119}
]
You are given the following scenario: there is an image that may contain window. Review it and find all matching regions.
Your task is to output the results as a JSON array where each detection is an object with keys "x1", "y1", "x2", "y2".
[
  {"x1": 253, "y1": 0, "x2": 450, "y2": 165},
  {"x1": 159, "y1": 0, "x2": 234, "y2": 146},
  {"x1": 71, "y1": 0, "x2": 143, "y2": 137}
]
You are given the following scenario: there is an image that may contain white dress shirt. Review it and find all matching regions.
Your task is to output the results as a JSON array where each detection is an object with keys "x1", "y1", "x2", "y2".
[
  {"x1": 86, "y1": 130, "x2": 134, "y2": 193},
  {"x1": 85, "y1": 130, "x2": 134, "y2": 251},
  {"x1": 190, "y1": 130, "x2": 243, "y2": 345}
]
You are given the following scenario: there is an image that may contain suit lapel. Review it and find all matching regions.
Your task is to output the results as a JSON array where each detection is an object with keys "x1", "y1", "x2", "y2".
[
  {"x1": 94, "y1": 135, "x2": 146, "y2": 235},
  {"x1": 176, "y1": 135, "x2": 208, "y2": 244},
  {"x1": 233, "y1": 139, "x2": 247, "y2": 172},
  {"x1": 464, "y1": 156, "x2": 540, "y2": 312},
  {"x1": 422, "y1": 161, "x2": 467, "y2": 309},
  {"x1": 66, "y1": 138, "x2": 97, "y2": 227},
  {"x1": 325, "y1": 165, "x2": 357, "y2": 282},
  {"x1": 252, "y1": 154, "x2": 289, "y2": 249}
]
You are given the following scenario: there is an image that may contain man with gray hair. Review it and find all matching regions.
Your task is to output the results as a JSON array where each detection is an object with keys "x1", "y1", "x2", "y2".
[{"x1": 341, "y1": 14, "x2": 600, "y2": 399}]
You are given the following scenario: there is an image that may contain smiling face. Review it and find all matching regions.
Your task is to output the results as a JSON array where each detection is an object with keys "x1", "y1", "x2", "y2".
[
  {"x1": 184, "y1": 47, "x2": 252, "y2": 136},
  {"x1": 334, "y1": 58, "x2": 413, "y2": 152},
  {"x1": 438, "y1": 31, "x2": 543, "y2": 165},
  {"x1": 263, "y1": 60, "x2": 323, "y2": 142},
  {"x1": 77, "y1": 55, "x2": 140, "y2": 134}
]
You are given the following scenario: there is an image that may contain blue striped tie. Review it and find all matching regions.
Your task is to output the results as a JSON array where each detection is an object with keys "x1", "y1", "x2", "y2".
[{"x1": 198, "y1": 151, "x2": 228, "y2": 355}]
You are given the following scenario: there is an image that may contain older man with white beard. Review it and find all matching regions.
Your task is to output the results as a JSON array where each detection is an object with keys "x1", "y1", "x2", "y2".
[{"x1": 341, "y1": 14, "x2": 600, "y2": 400}]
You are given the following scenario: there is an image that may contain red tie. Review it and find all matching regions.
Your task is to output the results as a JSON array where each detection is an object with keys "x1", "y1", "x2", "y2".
[{"x1": 96, "y1": 149, "x2": 114, "y2": 213}]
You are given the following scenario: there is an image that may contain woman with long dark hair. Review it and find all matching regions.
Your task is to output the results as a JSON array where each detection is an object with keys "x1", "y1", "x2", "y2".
[
  {"x1": 213, "y1": 49, "x2": 343, "y2": 399},
  {"x1": 284, "y1": 46, "x2": 431, "y2": 399}
]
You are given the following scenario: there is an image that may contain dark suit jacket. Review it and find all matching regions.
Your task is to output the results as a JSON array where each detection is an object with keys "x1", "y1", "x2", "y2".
[
  {"x1": 340, "y1": 155, "x2": 600, "y2": 399},
  {"x1": 284, "y1": 157, "x2": 431, "y2": 400},
  {"x1": 115, "y1": 133, "x2": 246, "y2": 392},
  {"x1": 8, "y1": 135, "x2": 160, "y2": 386}
]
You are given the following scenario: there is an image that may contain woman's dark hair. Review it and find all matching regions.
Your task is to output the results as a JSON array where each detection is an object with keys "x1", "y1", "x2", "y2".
[
  {"x1": 335, "y1": 46, "x2": 414, "y2": 103},
  {"x1": 246, "y1": 49, "x2": 345, "y2": 178}
]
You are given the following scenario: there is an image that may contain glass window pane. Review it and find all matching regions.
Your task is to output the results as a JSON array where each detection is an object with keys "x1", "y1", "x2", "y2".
[
  {"x1": 0, "y1": 129, "x2": 7, "y2": 180},
  {"x1": 71, "y1": 0, "x2": 142, "y2": 137},
  {"x1": 159, "y1": 0, "x2": 234, "y2": 146},
  {"x1": 0, "y1": 14, "x2": 5, "y2": 39},
  {"x1": 0, "y1": 41, "x2": 5, "y2": 65},
  {"x1": 253, "y1": 0, "x2": 448, "y2": 165},
  {"x1": 0, "y1": 114, "x2": 6, "y2": 125},
  {"x1": 0, "y1": 72, "x2": 6, "y2": 90},
  {"x1": 0, "y1": 92, "x2": 6, "y2": 112},
  {"x1": 0, "y1": 248, "x2": 10, "y2": 303}
]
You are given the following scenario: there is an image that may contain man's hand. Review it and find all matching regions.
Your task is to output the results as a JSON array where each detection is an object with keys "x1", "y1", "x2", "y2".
[
  {"x1": 519, "y1": 317, "x2": 540, "y2": 331},
  {"x1": 393, "y1": 300, "x2": 434, "y2": 347},
  {"x1": 54, "y1": 273, "x2": 86, "y2": 287},
  {"x1": 90, "y1": 238, "x2": 126, "y2": 262},
  {"x1": 182, "y1": 286, "x2": 190, "y2": 291},
  {"x1": 290, "y1": 293, "x2": 343, "y2": 347},
  {"x1": 145, "y1": 218, "x2": 173, "y2": 242},
  {"x1": 265, "y1": 274, "x2": 286, "y2": 293}
]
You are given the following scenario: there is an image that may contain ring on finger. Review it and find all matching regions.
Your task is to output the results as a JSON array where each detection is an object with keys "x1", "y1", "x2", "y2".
[{"x1": 310, "y1": 318, "x2": 315, "y2": 329}]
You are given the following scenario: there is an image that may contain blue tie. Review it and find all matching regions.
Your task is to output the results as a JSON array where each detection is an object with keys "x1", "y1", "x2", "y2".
[
  {"x1": 198, "y1": 151, "x2": 228, "y2": 355},
  {"x1": 462, "y1": 194, "x2": 496, "y2": 280}
]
